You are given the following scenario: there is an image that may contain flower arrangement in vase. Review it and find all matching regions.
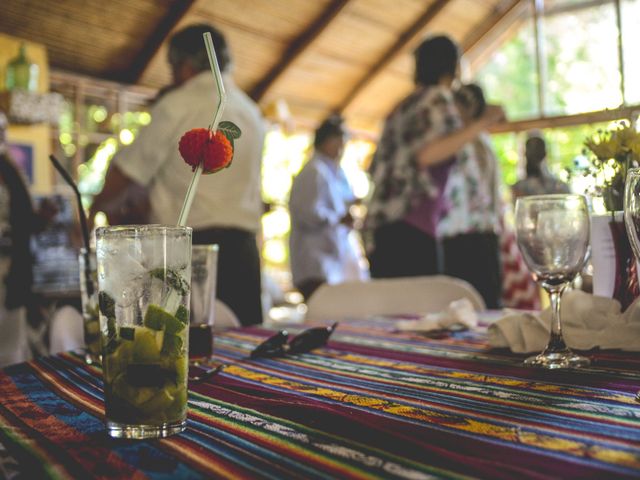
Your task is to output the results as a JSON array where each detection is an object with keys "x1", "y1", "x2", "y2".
[
  {"x1": 583, "y1": 121, "x2": 640, "y2": 212},
  {"x1": 583, "y1": 121, "x2": 640, "y2": 309}
]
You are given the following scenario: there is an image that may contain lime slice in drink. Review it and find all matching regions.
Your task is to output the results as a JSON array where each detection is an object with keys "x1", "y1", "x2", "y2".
[
  {"x1": 132, "y1": 326, "x2": 163, "y2": 363},
  {"x1": 141, "y1": 388, "x2": 175, "y2": 414},
  {"x1": 166, "y1": 386, "x2": 187, "y2": 419},
  {"x1": 86, "y1": 319, "x2": 100, "y2": 336},
  {"x1": 144, "y1": 305, "x2": 186, "y2": 335},
  {"x1": 103, "y1": 339, "x2": 133, "y2": 383}
]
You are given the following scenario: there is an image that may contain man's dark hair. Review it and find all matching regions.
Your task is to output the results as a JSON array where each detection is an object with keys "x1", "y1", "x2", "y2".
[
  {"x1": 454, "y1": 83, "x2": 486, "y2": 119},
  {"x1": 525, "y1": 136, "x2": 547, "y2": 176},
  {"x1": 414, "y1": 35, "x2": 460, "y2": 86},
  {"x1": 168, "y1": 24, "x2": 230, "y2": 73},
  {"x1": 314, "y1": 115, "x2": 345, "y2": 149}
]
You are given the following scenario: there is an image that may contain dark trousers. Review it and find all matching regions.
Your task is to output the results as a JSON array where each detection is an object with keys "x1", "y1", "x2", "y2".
[
  {"x1": 442, "y1": 232, "x2": 502, "y2": 309},
  {"x1": 296, "y1": 278, "x2": 325, "y2": 302},
  {"x1": 368, "y1": 221, "x2": 439, "y2": 278},
  {"x1": 193, "y1": 227, "x2": 262, "y2": 326}
]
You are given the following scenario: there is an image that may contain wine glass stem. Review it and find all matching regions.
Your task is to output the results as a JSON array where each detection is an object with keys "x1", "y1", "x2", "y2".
[{"x1": 546, "y1": 285, "x2": 569, "y2": 351}]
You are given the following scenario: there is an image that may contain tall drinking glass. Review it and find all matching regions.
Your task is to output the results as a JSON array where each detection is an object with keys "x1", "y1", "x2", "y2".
[
  {"x1": 624, "y1": 168, "x2": 640, "y2": 400},
  {"x1": 189, "y1": 244, "x2": 218, "y2": 362},
  {"x1": 624, "y1": 168, "x2": 640, "y2": 270},
  {"x1": 79, "y1": 248, "x2": 100, "y2": 364},
  {"x1": 515, "y1": 194, "x2": 591, "y2": 369},
  {"x1": 96, "y1": 225, "x2": 192, "y2": 439}
]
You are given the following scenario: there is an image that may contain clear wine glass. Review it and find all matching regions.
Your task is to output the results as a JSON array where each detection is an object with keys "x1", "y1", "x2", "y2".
[
  {"x1": 624, "y1": 169, "x2": 640, "y2": 265},
  {"x1": 515, "y1": 194, "x2": 591, "y2": 369},
  {"x1": 623, "y1": 168, "x2": 640, "y2": 400}
]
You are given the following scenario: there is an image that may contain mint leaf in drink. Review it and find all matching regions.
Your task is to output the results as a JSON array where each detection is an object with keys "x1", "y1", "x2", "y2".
[
  {"x1": 99, "y1": 291, "x2": 116, "y2": 319},
  {"x1": 162, "y1": 333, "x2": 183, "y2": 356},
  {"x1": 120, "y1": 326, "x2": 135, "y2": 341},
  {"x1": 150, "y1": 268, "x2": 189, "y2": 296},
  {"x1": 175, "y1": 305, "x2": 189, "y2": 325},
  {"x1": 105, "y1": 337, "x2": 120, "y2": 354},
  {"x1": 99, "y1": 292, "x2": 117, "y2": 340}
]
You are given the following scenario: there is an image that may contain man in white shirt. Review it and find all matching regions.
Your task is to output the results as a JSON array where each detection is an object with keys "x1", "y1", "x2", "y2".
[
  {"x1": 91, "y1": 24, "x2": 266, "y2": 326},
  {"x1": 289, "y1": 116, "x2": 368, "y2": 300}
]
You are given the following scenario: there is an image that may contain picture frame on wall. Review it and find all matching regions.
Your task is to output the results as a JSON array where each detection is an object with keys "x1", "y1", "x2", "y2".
[{"x1": 7, "y1": 142, "x2": 34, "y2": 184}]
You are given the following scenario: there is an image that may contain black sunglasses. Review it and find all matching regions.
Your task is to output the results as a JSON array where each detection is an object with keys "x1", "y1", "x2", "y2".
[
  {"x1": 189, "y1": 323, "x2": 338, "y2": 383},
  {"x1": 250, "y1": 322, "x2": 338, "y2": 359}
]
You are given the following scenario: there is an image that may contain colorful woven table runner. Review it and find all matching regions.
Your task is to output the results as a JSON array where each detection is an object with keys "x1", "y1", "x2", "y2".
[{"x1": 0, "y1": 318, "x2": 639, "y2": 479}]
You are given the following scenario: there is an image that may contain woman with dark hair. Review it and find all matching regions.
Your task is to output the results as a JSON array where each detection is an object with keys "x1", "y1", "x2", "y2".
[
  {"x1": 0, "y1": 112, "x2": 46, "y2": 365},
  {"x1": 365, "y1": 35, "x2": 504, "y2": 278}
]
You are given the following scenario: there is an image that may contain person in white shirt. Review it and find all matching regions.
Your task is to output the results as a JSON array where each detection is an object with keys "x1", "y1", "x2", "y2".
[
  {"x1": 288, "y1": 116, "x2": 368, "y2": 300},
  {"x1": 91, "y1": 24, "x2": 266, "y2": 326}
]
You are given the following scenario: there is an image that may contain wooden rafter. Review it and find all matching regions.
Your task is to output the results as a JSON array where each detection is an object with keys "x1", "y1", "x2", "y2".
[
  {"x1": 123, "y1": 0, "x2": 197, "y2": 84},
  {"x1": 464, "y1": 1, "x2": 530, "y2": 72},
  {"x1": 489, "y1": 104, "x2": 640, "y2": 134},
  {"x1": 336, "y1": 0, "x2": 451, "y2": 113},
  {"x1": 250, "y1": 0, "x2": 351, "y2": 102},
  {"x1": 461, "y1": 0, "x2": 524, "y2": 53}
]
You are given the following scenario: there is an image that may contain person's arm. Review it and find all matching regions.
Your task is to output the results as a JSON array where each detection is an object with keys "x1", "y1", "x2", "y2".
[
  {"x1": 90, "y1": 99, "x2": 180, "y2": 226},
  {"x1": 417, "y1": 105, "x2": 506, "y2": 168},
  {"x1": 89, "y1": 164, "x2": 138, "y2": 226}
]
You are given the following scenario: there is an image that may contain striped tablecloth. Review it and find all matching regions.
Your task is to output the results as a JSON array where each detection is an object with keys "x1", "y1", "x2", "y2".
[{"x1": 1, "y1": 317, "x2": 640, "y2": 479}]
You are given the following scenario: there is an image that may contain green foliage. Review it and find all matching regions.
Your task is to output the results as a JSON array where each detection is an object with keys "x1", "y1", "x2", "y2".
[
  {"x1": 476, "y1": 24, "x2": 538, "y2": 121},
  {"x1": 490, "y1": 133, "x2": 521, "y2": 186},
  {"x1": 476, "y1": 2, "x2": 626, "y2": 188}
]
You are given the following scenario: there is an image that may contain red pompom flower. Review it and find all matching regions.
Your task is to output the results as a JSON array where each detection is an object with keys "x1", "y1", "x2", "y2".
[{"x1": 178, "y1": 128, "x2": 234, "y2": 174}]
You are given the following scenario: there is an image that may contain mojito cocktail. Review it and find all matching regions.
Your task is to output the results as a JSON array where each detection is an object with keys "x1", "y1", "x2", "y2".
[{"x1": 96, "y1": 225, "x2": 192, "y2": 439}]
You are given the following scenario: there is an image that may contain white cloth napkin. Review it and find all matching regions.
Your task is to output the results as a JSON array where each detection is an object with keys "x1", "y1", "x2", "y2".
[
  {"x1": 394, "y1": 298, "x2": 479, "y2": 332},
  {"x1": 488, "y1": 290, "x2": 640, "y2": 353}
]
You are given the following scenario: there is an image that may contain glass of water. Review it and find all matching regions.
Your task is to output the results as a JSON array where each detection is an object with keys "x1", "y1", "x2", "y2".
[
  {"x1": 189, "y1": 244, "x2": 218, "y2": 362},
  {"x1": 515, "y1": 194, "x2": 591, "y2": 369}
]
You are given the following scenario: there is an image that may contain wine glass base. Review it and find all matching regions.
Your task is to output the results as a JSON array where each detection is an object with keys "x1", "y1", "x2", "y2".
[{"x1": 524, "y1": 351, "x2": 590, "y2": 369}]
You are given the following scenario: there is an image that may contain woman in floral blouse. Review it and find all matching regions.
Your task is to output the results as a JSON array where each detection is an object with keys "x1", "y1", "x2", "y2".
[{"x1": 364, "y1": 35, "x2": 504, "y2": 279}]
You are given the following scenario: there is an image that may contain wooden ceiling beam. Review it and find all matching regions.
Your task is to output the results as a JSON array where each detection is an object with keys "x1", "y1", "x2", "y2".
[
  {"x1": 461, "y1": 0, "x2": 524, "y2": 53},
  {"x1": 249, "y1": 0, "x2": 351, "y2": 102},
  {"x1": 122, "y1": 0, "x2": 197, "y2": 84},
  {"x1": 489, "y1": 104, "x2": 640, "y2": 134},
  {"x1": 336, "y1": 0, "x2": 451, "y2": 114}
]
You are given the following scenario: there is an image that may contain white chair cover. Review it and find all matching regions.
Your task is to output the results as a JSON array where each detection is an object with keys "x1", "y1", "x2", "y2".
[
  {"x1": 305, "y1": 275, "x2": 486, "y2": 322},
  {"x1": 0, "y1": 257, "x2": 31, "y2": 367},
  {"x1": 214, "y1": 299, "x2": 241, "y2": 330},
  {"x1": 0, "y1": 306, "x2": 30, "y2": 367},
  {"x1": 49, "y1": 305, "x2": 84, "y2": 355}
]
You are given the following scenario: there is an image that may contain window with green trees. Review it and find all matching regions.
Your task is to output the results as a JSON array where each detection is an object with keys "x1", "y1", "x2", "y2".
[{"x1": 472, "y1": 0, "x2": 638, "y2": 188}]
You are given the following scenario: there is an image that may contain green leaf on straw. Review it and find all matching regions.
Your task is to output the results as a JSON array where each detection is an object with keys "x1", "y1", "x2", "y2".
[{"x1": 219, "y1": 121, "x2": 241, "y2": 139}]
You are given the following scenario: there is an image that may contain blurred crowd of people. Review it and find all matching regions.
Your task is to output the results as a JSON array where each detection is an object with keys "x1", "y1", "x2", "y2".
[
  {"x1": 290, "y1": 35, "x2": 567, "y2": 310},
  {"x1": 0, "y1": 25, "x2": 572, "y2": 365}
]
